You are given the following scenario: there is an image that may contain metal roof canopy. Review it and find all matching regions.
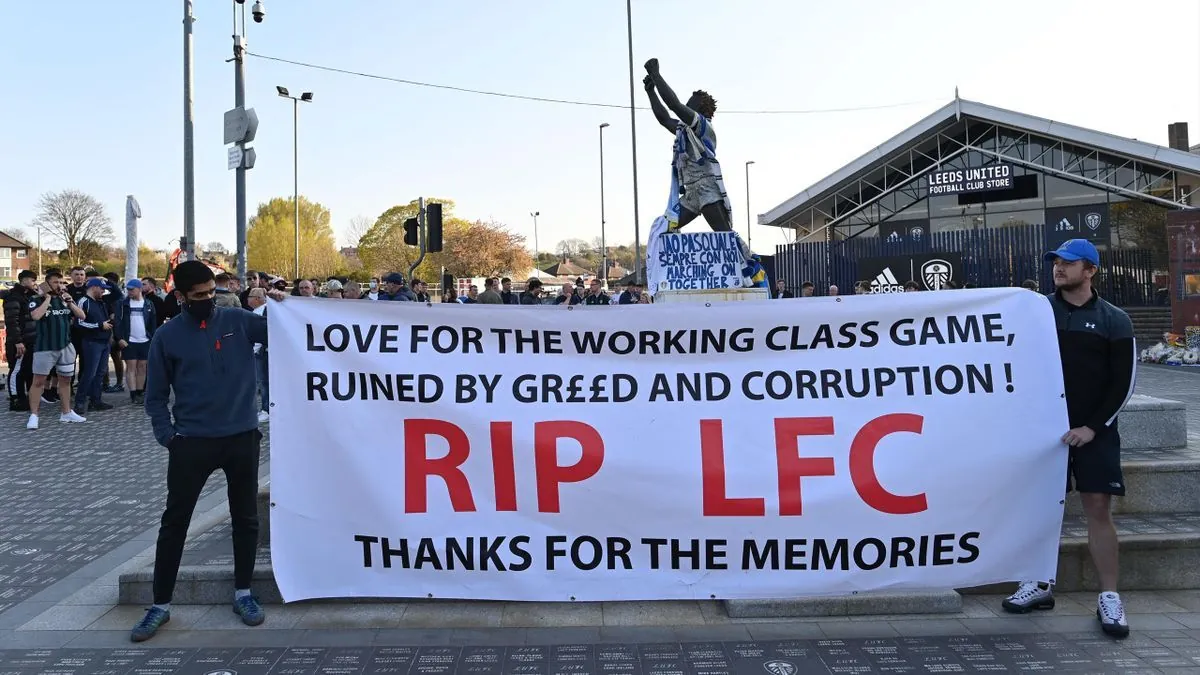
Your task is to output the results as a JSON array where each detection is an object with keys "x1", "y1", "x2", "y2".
[{"x1": 759, "y1": 97, "x2": 1200, "y2": 240}]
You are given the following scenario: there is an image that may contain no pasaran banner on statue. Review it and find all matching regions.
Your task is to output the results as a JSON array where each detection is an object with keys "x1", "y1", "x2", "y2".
[{"x1": 267, "y1": 290, "x2": 1069, "y2": 602}]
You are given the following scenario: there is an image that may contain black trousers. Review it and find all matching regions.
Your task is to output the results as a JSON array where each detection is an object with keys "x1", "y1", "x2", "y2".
[
  {"x1": 6, "y1": 342, "x2": 34, "y2": 400},
  {"x1": 152, "y1": 429, "x2": 262, "y2": 605}
]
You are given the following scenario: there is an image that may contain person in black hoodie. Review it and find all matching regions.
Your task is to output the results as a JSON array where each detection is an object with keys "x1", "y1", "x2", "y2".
[
  {"x1": 3, "y1": 270, "x2": 39, "y2": 410},
  {"x1": 74, "y1": 278, "x2": 114, "y2": 414},
  {"x1": 103, "y1": 272, "x2": 125, "y2": 393},
  {"x1": 519, "y1": 279, "x2": 544, "y2": 305},
  {"x1": 499, "y1": 277, "x2": 519, "y2": 305},
  {"x1": 131, "y1": 261, "x2": 286, "y2": 643}
]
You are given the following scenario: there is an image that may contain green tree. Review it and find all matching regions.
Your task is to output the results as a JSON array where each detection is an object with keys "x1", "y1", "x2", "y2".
[
  {"x1": 358, "y1": 199, "x2": 533, "y2": 280},
  {"x1": 247, "y1": 196, "x2": 341, "y2": 279}
]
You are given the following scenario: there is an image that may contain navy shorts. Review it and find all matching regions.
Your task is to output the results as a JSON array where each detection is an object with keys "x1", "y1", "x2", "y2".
[
  {"x1": 1066, "y1": 426, "x2": 1124, "y2": 496},
  {"x1": 121, "y1": 341, "x2": 151, "y2": 361}
]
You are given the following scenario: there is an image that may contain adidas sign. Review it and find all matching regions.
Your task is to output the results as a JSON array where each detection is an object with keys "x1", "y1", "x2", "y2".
[{"x1": 869, "y1": 267, "x2": 904, "y2": 293}]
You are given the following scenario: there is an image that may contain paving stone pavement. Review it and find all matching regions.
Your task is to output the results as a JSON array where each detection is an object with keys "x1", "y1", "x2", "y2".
[
  {"x1": 3, "y1": 631, "x2": 1200, "y2": 673},
  {"x1": 0, "y1": 363, "x2": 1197, "y2": 667},
  {"x1": 0, "y1": 390, "x2": 270, "y2": 616}
]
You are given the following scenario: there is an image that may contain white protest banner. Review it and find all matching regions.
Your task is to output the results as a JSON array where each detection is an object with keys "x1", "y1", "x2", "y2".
[{"x1": 267, "y1": 289, "x2": 1069, "y2": 602}]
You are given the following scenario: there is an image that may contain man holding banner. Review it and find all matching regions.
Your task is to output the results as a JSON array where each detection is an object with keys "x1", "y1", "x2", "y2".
[
  {"x1": 132, "y1": 261, "x2": 286, "y2": 643},
  {"x1": 1001, "y1": 239, "x2": 1135, "y2": 639}
]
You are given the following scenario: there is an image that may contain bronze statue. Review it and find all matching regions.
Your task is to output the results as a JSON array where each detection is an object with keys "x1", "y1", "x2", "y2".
[{"x1": 642, "y1": 57, "x2": 732, "y2": 234}]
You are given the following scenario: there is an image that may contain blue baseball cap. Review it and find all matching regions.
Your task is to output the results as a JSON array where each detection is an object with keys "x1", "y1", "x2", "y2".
[
  {"x1": 125, "y1": 278, "x2": 143, "y2": 290},
  {"x1": 1043, "y1": 238, "x2": 1099, "y2": 267},
  {"x1": 85, "y1": 278, "x2": 107, "y2": 289}
]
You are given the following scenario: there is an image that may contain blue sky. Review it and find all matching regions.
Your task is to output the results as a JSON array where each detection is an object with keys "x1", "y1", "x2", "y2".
[{"x1": 2, "y1": 0, "x2": 1198, "y2": 258}]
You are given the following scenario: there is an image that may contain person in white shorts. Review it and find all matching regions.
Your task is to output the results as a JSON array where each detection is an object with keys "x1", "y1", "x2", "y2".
[{"x1": 27, "y1": 269, "x2": 88, "y2": 429}]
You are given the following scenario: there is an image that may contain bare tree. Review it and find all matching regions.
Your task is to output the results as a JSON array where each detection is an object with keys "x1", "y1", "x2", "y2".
[
  {"x1": 31, "y1": 190, "x2": 113, "y2": 266},
  {"x1": 204, "y1": 241, "x2": 230, "y2": 255},
  {"x1": 345, "y1": 215, "x2": 374, "y2": 248}
]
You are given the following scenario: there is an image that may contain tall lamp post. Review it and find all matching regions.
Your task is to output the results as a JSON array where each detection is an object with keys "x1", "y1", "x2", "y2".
[
  {"x1": 625, "y1": 0, "x2": 642, "y2": 284},
  {"x1": 599, "y1": 123, "x2": 610, "y2": 283},
  {"x1": 530, "y1": 211, "x2": 541, "y2": 271},
  {"x1": 277, "y1": 86, "x2": 313, "y2": 280},
  {"x1": 744, "y1": 160, "x2": 756, "y2": 249}
]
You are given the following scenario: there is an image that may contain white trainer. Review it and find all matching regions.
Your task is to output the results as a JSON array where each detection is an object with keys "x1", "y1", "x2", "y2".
[
  {"x1": 1001, "y1": 581, "x2": 1055, "y2": 613},
  {"x1": 26, "y1": 414, "x2": 38, "y2": 430},
  {"x1": 1097, "y1": 591, "x2": 1129, "y2": 638},
  {"x1": 257, "y1": 410, "x2": 269, "y2": 423},
  {"x1": 60, "y1": 410, "x2": 87, "y2": 423}
]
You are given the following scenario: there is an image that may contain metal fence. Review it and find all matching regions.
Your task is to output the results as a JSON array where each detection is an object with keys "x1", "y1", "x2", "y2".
[{"x1": 773, "y1": 223, "x2": 1162, "y2": 306}]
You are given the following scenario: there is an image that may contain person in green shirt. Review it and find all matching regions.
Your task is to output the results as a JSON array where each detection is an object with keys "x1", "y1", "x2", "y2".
[{"x1": 26, "y1": 270, "x2": 88, "y2": 430}]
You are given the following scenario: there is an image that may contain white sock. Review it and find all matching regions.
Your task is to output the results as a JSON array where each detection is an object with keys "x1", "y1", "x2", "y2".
[
  {"x1": 235, "y1": 588, "x2": 251, "y2": 600},
  {"x1": 152, "y1": 603, "x2": 170, "y2": 612}
]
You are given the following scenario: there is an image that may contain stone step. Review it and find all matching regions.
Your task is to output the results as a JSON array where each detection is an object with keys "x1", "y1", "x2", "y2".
[
  {"x1": 1119, "y1": 394, "x2": 1187, "y2": 450},
  {"x1": 961, "y1": 512, "x2": 1200, "y2": 595},
  {"x1": 724, "y1": 590, "x2": 961, "y2": 618},
  {"x1": 119, "y1": 511, "x2": 1200, "y2": 606},
  {"x1": 1064, "y1": 446, "x2": 1200, "y2": 516}
]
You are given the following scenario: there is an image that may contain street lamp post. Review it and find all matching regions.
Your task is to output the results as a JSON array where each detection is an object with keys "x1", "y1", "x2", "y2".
[
  {"x1": 625, "y1": 0, "x2": 642, "y2": 284},
  {"x1": 745, "y1": 160, "x2": 756, "y2": 249},
  {"x1": 599, "y1": 123, "x2": 610, "y2": 283},
  {"x1": 530, "y1": 211, "x2": 540, "y2": 270},
  {"x1": 183, "y1": 0, "x2": 196, "y2": 262},
  {"x1": 35, "y1": 227, "x2": 42, "y2": 278},
  {"x1": 277, "y1": 86, "x2": 313, "y2": 280}
]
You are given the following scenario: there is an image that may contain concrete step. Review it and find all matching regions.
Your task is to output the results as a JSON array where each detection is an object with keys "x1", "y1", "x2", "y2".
[
  {"x1": 724, "y1": 590, "x2": 961, "y2": 618},
  {"x1": 961, "y1": 512, "x2": 1200, "y2": 595},
  {"x1": 1064, "y1": 446, "x2": 1200, "y2": 516},
  {"x1": 119, "y1": 511, "x2": 1200, "y2": 606},
  {"x1": 1119, "y1": 394, "x2": 1187, "y2": 450}
]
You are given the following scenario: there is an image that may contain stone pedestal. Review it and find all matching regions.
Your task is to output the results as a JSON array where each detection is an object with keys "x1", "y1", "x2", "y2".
[{"x1": 655, "y1": 288, "x2": 770, "y2": 304}]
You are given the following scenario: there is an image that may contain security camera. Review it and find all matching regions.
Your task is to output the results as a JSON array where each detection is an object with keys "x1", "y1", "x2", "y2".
[{"x1": 252, "y1": 0, "x2": 265, "y2": 22}]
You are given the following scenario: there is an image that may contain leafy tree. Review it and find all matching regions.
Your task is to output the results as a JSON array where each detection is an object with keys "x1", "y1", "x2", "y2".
[
  {"x1": 31, "y1": 190, "x2": 114, "y2": 266},
  {"x1": 441, "y1": 219, "x2": 532, "y2": 278},
  {"x1": 357, "y1": 199, "x2": 531, "y2": 280},
  {"x1": 247, "y1": 196, "x2": 342, "y2": 279}
]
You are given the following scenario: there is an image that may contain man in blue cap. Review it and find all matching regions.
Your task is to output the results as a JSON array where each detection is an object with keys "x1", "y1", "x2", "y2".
[
  {"x1": 378, "y1": 272, "x2": 416, "y2": 301},
  {"x1": 1002, "y1": 238, "x2": 1136, "y2": 639},
  {"x1": 74, "y1": 277, "x2": 115, "y2": 414}
]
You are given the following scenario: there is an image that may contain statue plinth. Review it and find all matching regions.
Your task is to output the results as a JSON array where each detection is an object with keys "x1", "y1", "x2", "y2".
[{"x1": 655, "y1": 287, "x2": 770, "y2": 303}]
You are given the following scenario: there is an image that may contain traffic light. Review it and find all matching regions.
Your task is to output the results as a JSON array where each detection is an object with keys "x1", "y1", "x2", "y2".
[
  {"x1": 426, "y1": 202, "x2": 443, "y2": 253},
  {"x1": 403, "y1": 217, "x2": 419, "y2": 246}
]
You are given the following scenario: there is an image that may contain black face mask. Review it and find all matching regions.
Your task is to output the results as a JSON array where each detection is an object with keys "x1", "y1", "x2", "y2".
[{"x1": 184, "y1": 298, "x2": 214, "y2": 321}]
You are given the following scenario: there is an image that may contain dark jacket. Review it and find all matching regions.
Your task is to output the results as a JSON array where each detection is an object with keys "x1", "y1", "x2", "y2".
[
  {"x1": 114, "y1": 296, "x2": 158, "y2": 344},
  {"x1": 1049, "y1": 290, "x2": 1136, "y2": 435},
  {"x1": 145, "y1": 305, "x2": 266, "y2": 447},
  {"x1": 499, "y1": 290, "x2": 519, "y2": 305},
  {"x1": 3, "y1": 285, "x2": 38, "y2": 346},
  {"x1": 144, "y1": 292, "x2": 167, "y2": 327},
  {"x1": 76, "y1": 295, "x2": 113, "y2": 342},
  {"x1": 519, "y1": 291, "x2": 541, "y2": 305},
  {"x1": 379, "y1": 288, "x2": 417, "y2": 301},
  {"x1": 554, "y1": 294, "x2": 582, "y2": 306},
  {"x1": 583, "y1": 292, "x2": 610, "y2": 306}
]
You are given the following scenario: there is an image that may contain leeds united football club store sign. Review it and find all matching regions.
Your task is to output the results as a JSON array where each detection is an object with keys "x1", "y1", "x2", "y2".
[
  {"x1": 861, "y1": 253, "x2": 964, "y2": 293},
  {"x1": 927, "y1": 165, "x2": 1014, "y2": 195}
]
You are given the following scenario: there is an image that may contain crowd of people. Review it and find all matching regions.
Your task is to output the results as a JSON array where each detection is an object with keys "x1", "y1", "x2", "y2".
[{"x1": 0, "y1": 238, "x2": 1134, "y2": 641}]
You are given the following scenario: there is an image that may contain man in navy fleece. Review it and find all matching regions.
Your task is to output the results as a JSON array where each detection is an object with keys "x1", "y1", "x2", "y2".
[{"x1": 132, "y1": 261, "x2": 285, "y2": 643}]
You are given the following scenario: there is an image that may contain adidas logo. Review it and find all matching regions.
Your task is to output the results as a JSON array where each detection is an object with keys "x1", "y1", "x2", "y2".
[{"x1": 869, "y1": 267, "x2": 904, "y2": 293}]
